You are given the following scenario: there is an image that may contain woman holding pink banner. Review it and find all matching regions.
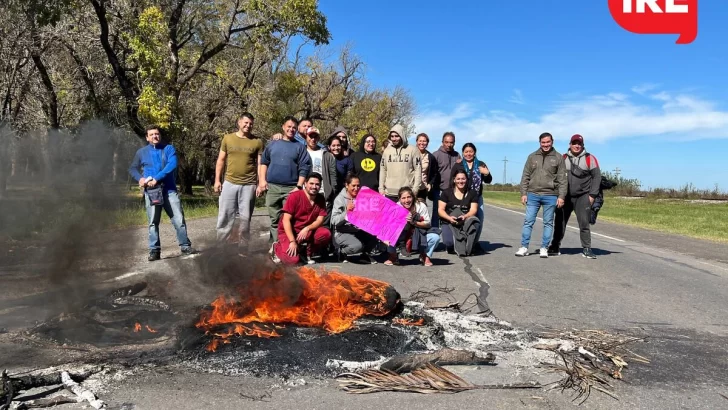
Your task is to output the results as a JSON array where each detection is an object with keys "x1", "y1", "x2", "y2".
[
  {"x1": 384, "y1": 187, "x2": 439, "y2": 267},
  {"x1": 330, "y1": 175, "x2": 378, "y2": 264}
]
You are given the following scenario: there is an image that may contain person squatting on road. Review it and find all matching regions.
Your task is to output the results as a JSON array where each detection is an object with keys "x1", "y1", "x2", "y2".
[
  {"x1": 378, "y1": 124, "x2": 421, "y2": 203},
  {"x1": 330, "y1": 174, "x2": 378, "y2": 264},
  {"x1": 384, "y1": 187, "x2": 440, "y2": 266},
  {"x1": 128, "y1": 125, "x2": 196, "y2": 261},
  {"x1": 516, "y1": 132, "x2": 567, "y2": 258},
  {"x1": 452, "y1": 143, "x2": 492, "y2": 253},
  {"x1": 549, "y1": 134, "x2": 602, "y2": 259},
  {"x1": 438, "y1": 169, "x2": 481, "y2": 257},
  {"x1": 259, "y1": 116, "x2": 311, "y2": 245},
  {"x1": 213, "y1": 112, "x2": 265, "y2": 255},
  {"x1": 272, "y1": 173, "x2": 332, "y2": 265}
]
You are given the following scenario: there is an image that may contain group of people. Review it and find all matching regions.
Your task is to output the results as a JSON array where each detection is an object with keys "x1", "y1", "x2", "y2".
[{"x1": 128, "y1": 114, "x2": 602, "y2": 264}]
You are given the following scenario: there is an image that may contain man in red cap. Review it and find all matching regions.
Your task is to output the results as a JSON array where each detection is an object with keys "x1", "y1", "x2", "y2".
[{"x1": 549, "y1": 134, "x2": 602, "y2": 259}]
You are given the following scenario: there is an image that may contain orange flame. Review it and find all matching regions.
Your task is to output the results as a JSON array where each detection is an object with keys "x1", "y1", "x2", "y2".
[
  {"x1": 393, "y1": 318, "x2": 425, "y2": 326},
  {"x1": 133, "y1": 323, "x2": 142, "y2": 332},
  {"x1": 145, "y1": 325, "x2": 157, "y2": 333},
  {"x1": 196, "y1": 266, "x2": 397, "y2": 351}
]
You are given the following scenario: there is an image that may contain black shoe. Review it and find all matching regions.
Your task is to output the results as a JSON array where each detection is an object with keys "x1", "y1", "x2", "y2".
[
  {"x1": 181, "y1": 247, "x2": 198, "y2": 256},
  {"x1": 446, "y1": 246, "x2": 456, "y2": 255},
  {"x1": 582, "y1": 248, "x2": 597, "y2": 259},
  {"x1": 360, "y1": 253, "x2": 377, "y2": 265},
  {"x1": 472, "y1": 243, "x2": 484, "y2": 254},
  {"x1": 547, "y1": 246, "x2": 561, "y2": 256},
  {"x1": 148, "y1": 250, "x2": 161, "y2": 262}
]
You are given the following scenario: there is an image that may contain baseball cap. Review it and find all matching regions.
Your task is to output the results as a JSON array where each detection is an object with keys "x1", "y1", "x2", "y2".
[
  {"x1": 306, "y1": 127, "x2": 321, "y2": 137},
  {"x1": 570, "y1": 134, "x2": 584, "y2": 144}
]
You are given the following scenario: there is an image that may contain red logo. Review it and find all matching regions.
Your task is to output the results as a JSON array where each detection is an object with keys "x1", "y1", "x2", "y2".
[{"x1": 608, "y1": 0, "x2": 698, "y2": 44}]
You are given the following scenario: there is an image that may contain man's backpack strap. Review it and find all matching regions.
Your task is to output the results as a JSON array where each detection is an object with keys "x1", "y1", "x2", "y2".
[{"x1": 564, "y1": 152, "x2": 594, "y2": 168}]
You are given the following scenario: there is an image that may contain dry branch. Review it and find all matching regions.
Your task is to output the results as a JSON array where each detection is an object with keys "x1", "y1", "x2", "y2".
[
  {"x1": 61, "y1": 371, "x2": 104, "y2": 409},
  {"x1": 336, "y1": 363, "x2": 539, "y2": 394},
  {"x1": 380, "y1": 348, "x2": 495, "y2": 374},
  {"x1": 536, "y1": 328, "x2": 649, "y2": 405}
]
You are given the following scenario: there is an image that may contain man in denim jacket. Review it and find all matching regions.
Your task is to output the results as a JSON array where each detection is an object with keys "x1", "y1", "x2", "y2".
[{"x1": 129, "y1": 125, "x2": 196, "y2": 261}]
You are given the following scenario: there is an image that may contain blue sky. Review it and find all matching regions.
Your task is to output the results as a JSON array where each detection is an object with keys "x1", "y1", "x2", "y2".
[{"x1": 315, "y1": 0, "x2": 728, "y2": 190}]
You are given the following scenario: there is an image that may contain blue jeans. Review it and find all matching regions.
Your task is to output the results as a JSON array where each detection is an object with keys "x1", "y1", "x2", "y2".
[
  {"x1": 475, "y1": 195, "x2": 484, "y2": 244},
  {"x1": 430, "y1": 189, "x2": 441, "y2": 228},
  {"x1": 145, "y1": 190, "x2": 192, "y2": 251},
  {"x1": 521, "y1": 193, "x2": 557, "y2": 248},
  {"x1": 387, "y1": 232, "x2": 439, "y2": 257}
]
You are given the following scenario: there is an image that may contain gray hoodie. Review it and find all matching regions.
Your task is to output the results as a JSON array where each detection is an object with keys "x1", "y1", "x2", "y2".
[
  {"x1": 378, "y1": 124, "x2": 421, "y2": 195},
  {"x1": 331, "y1": 189, "x2": 359, "y2": 233},
  {"x1": 564, "y1": 149, "x2": 601, "y2": 197}
]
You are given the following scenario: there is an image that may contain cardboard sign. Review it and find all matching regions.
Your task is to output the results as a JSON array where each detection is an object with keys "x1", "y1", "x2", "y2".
[{"x1": 346, "y1": 187, "x2": 408, "y2": 245}]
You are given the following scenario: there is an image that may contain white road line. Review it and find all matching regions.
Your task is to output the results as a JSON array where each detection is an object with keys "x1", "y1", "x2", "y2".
[
  {"x1": 696, "y1": 260, "x2": 728, "y2": 272},
  {"x1": 485, "y1": 204, "x2": 625, "y2": 243},
  {"x1": 107, "y1": 271, "x2": 144, "y2": 282}
]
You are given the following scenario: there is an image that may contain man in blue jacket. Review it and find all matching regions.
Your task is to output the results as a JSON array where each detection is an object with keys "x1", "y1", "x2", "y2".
[
  {"x1": 259, "y1": 116, "x2": 312, "y2": 246},
  {"x1": 129, "y1": 125, "x2": 196, "y2": 261}
]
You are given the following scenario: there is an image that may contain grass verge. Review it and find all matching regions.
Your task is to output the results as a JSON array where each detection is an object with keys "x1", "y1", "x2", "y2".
[
  {"x1": 111, "y1": 186, "x2": 266, "y2": 228},
  {"x1": 483, "y1": 190, "x2": 728, "y2": 243}
]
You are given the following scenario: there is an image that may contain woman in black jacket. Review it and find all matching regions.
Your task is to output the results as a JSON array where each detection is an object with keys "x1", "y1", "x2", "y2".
[
  {"x1": 451, "y1": 143, "x2": 492, "y2": 251},
  {"x1": 351, "y1": 134, "x2": 382, "y2": 192}
]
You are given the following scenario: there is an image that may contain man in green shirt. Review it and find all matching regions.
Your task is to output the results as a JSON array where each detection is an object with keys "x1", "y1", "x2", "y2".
[{"x1": 214, "y1": 112, "x2": 265, "y2": 254}]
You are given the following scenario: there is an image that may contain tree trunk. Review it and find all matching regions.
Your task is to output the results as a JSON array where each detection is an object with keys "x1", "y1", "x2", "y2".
[
  {"x1": 0, "y1": 168, "x2": 7, "y2": 199},
  {"x1": 175, "y1": 151, "x2": 194, "y2": 195}
]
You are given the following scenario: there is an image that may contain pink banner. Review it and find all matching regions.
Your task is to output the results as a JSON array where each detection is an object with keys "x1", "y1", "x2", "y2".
[{"x1": 346, "y1": 187, "x2": 409, "y2": 245}]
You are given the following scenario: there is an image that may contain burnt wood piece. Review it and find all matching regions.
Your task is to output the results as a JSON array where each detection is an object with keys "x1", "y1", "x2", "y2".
[
  {"x1": 17, "y1": 395, "x2": 76, "y2": 408},
  {"x1": 380, "y1": 348, "x2": 496, "y2": 374},
  {"x1": 105, "y1": 282, "x2": 148, "y2": 298},
  {"x1": 0, "y1": 369, "x2": 96, "y2": 404},
  {"x1": 110, "y1": 296, "x2": 171, "y2": 311}
]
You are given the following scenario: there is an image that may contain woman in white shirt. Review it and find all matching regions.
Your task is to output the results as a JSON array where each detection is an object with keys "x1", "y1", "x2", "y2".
[{"x1": 384, "y1": 187, "x2": 440, "y2": 266}]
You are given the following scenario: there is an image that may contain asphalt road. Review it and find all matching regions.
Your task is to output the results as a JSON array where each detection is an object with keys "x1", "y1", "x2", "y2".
[{"x1": 2, "y1": 205, "x2": 728, "y2": 409}]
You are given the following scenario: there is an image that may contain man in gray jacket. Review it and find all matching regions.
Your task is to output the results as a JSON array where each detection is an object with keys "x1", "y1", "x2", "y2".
[
  {"x1": 516, "y1": 132, "x2": 567, "y2": 258},
  {"x1": 549, "y1": 134, "x2": 601, "y2": 259},
  {"x1": 431, "y1": 131, "x2": 461, "y2": 227}
]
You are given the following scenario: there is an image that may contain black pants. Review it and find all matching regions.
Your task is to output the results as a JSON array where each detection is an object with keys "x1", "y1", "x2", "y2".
[{"x1": 552, "y1": 194, "x2": 592, "y2": 248}]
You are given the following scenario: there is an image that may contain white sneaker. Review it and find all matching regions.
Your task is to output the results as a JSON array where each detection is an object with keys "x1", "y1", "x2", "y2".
[
  {"x1": 539, "y1": 248, "x2": 548, "y2": 258},
  {"x1": 515, "y1": 247, "x2": 529, "y2": 257}
]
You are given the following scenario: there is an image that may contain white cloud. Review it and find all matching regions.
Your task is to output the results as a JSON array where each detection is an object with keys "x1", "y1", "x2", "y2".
[
  {"x1": 508, "y1": 89, "x2": 525, "y2": 105},
  {"x1": 413, "y1": 87, "x2": 728, "y2": 144},
  {"x1": 631, "y1": 83, "x2": 660, "y2": 95}
]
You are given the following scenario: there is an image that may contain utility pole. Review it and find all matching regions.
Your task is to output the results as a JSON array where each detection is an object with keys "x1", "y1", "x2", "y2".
[
  {"x1": 612, "y1": 167, "x2": 621, "y2": 179},
  {"x1": 502, "y1": 156, "x2": 508, "y2": 184}
]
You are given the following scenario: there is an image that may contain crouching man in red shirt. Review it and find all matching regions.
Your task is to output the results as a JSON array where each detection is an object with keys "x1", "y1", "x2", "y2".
[{"x1": 272, "y1": 172, "x2": 332, "y2": 265}]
